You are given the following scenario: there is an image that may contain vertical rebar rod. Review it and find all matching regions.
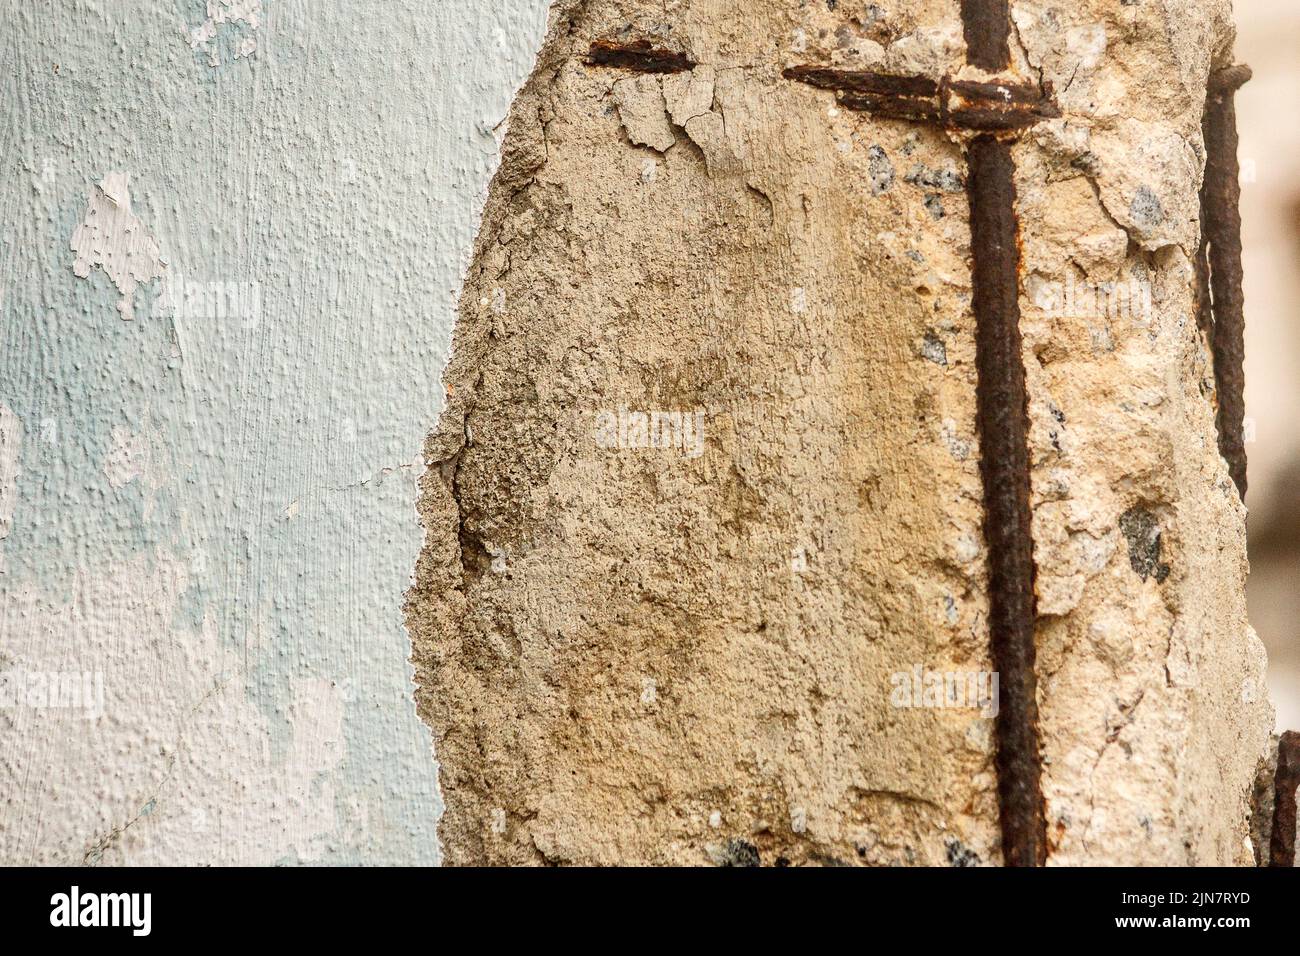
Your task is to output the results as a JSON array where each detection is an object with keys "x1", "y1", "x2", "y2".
[
  {"x1": 1201, "y1": 65, "x2": 1252, "y2": 501},
  {"x1": 967, "y1": 134, "x2": 1047, "y2": 867},
  {"x1": 1270, "y1": 731, "x2": 1300, "y2": 867}
]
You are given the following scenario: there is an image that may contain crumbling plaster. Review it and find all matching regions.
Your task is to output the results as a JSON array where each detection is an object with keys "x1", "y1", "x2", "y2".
[{"x1": 407, "y1": 0, "x2": 1273, "y2": 866}]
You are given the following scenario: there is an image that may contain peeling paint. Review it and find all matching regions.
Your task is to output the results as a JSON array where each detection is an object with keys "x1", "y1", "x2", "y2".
[
  {"x1": 4, "y1": 0, "x2": 552, "y2": 866},
  {"x1": 102, "y1": 425, "x2": 149, "y2": 490},
  {"x1": 188, "y1": 0, "x2": 263, "y2": 66},
  {"x1": 70, "y1": 173, "x2": 165, "y2": 321}
]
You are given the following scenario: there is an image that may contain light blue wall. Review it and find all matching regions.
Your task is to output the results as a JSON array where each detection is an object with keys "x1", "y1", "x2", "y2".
[{"x1": 0, "y1": 0, "x2": 549, "y2": 865}]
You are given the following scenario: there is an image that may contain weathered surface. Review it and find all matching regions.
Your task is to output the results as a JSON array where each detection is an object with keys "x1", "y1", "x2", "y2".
[
  {"x1": 0, "y1": 0, "x2": 548, "y2": 865},
  {"x1": 408, "y1": 0, "x2": 1272, "y2": 866}
]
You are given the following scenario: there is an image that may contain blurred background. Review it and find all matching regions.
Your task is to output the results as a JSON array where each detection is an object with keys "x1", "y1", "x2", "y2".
[{"x1": 1237, "y1": 0, "x2": 1300, "y2": 731}]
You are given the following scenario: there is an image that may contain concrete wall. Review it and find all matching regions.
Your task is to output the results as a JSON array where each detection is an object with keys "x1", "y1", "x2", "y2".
[
  {"x1": 0, "y1": 0, "x2": 547, "y2": 865},
  {"x1": 407, "y1": 0, "x2": 1272, "y2": 867}
]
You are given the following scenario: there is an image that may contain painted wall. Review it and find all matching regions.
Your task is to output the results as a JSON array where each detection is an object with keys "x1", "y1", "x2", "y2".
[{"x1": 0, "y1": 0, "x2": 548, "y2": 865}]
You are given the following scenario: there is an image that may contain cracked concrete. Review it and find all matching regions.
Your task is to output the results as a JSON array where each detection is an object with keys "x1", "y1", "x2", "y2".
[{"x1": 407, "y1": 0, "x2": 1272, "y2": 866}]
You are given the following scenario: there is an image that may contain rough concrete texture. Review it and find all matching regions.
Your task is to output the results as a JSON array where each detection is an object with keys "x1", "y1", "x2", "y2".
[
  {"x1": 407, "y1": 0, "x2": 1274, "y2": 865},
  {"x1": 0, "y1": 0, "x2": 549, "y2": 864}
]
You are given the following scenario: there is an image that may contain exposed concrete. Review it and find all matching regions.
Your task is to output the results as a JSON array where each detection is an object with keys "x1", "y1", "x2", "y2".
[
  {"x1": 0, "y1": 0, "x2": 549, "y2": 865},
  {"x1": 408, "y1": 0, "x2": 1273, "y2": 865}
]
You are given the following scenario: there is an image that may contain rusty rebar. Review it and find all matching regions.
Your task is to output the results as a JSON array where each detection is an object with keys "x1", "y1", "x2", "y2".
[
  {"x1": 1200, "y1": 64, "x2": 1251, "y2": 501},
  {"x1": 962, "y1": 0, "x2": 1047, "y2": 869},
  {"x1": 585, "y1": 39, "x2": 694, "y2": 74},
  {"x1": 1270, "y1": 731, "x2": 1300, "y2": 867},
  {"x1": 782, "y1": 65, "x2": 938, "y2": 98},
  {"x1": 960, "y1": 0, "x2": 1011, "y2": 72},
  {"x1": 783, "y1": 68, "x2": 1059, "y2": 132},
  {"x1": 967, "y1": 135, "x2": 1047, "y2": 867}
]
